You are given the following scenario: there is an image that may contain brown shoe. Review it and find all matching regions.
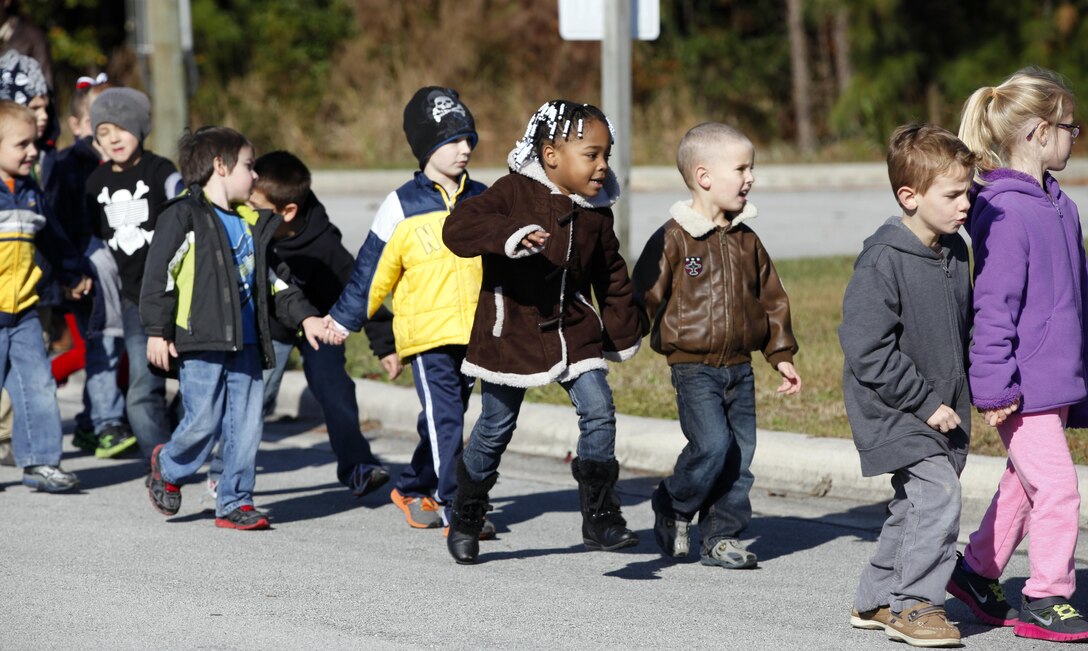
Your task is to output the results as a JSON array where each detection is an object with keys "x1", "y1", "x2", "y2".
[
  {"x1": 885, "y1": 602, "x2": 961, "y2": 648},
  {"x1": 851, "y1": 605, "x2": 893, "y2": 631}
]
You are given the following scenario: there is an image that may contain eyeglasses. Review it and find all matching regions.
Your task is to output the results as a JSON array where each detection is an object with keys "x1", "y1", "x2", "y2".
[{"x1": 1027, "y1": 122, "x2": 1081, "y2": 140}]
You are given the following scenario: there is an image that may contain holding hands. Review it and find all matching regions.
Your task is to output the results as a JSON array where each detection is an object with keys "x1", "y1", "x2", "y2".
[
  {"x1": 65, "y1": 275, "x2": 93, "y2": 301},
  {"x1": 980, "y1": 401, "x2": 1019, "y2": 428},
  {"x1": 316, "y1": 314, "x2": 349, "y2": 346}
]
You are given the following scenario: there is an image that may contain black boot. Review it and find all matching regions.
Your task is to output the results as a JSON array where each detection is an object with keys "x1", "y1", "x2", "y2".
[
  {"x1": 446, "y1": 459, "x2": 497, "y2": 565},
  {"x1": 571, "y1": 457, "x2": 639, "y2": 551}
]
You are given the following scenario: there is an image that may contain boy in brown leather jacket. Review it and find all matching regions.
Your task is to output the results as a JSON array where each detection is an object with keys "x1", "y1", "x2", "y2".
[{"x1": 632, "y1": 122, "x2": 801, "y2": 569}]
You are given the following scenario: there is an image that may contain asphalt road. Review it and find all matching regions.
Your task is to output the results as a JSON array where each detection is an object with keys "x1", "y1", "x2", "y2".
[{"x1": 0, "y1": 382, "x2": 1059, "y2": 650}]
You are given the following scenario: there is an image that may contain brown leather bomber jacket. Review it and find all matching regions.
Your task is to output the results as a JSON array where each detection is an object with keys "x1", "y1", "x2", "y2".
[{"x1": 632, "y1": 200, "x2": 797, "y2": 369}]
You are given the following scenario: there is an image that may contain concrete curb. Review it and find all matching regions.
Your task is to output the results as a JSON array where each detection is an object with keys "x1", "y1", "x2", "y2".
[
  {"x1": 311, "y1": 158, "x2": 1088, "y2": 195},
  {"x1": 275, "y1": 370, "x2": 1088, "y2": 524}
]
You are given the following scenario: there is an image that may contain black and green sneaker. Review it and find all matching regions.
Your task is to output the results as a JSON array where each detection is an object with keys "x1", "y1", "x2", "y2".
[
  {"x1": 1015, "y1": 596, "x2": 1088, "y2": 642},
  {"x1": 71, "y1": 425, "x2": 98, "y2": 452},
  {"x1": 95, "y1": 424, "x2": 138, "y2": 459}
]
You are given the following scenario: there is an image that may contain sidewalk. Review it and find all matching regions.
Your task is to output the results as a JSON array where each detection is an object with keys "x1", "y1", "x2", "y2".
[{"x1": 272, "y1": 370, "x2": 1088, "y2": 526}]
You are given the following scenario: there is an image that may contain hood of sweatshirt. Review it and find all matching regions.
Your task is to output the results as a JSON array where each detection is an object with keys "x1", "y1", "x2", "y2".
[
  {"x1": 860, "y1": 216, "x2": 949, "y2": 261},
  {"x1": 270, "y1": 192, "x2": 341, "y2": 255}
]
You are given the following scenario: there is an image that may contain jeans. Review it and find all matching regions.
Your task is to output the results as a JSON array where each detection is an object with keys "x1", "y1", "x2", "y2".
[
  {"x1": 212, "y1": 337, "x2": 384, "y2": 487},
  {"x1": 2, "y1": 310, "x2": 64, "y2": 467},
  {"x1": 122, "y1": 298, "x2": 169, "y2": 459},
  {"x1": 73, "y1": 302, "x2": 125, "y2": 433},
  {"x1": 656, "y1": 362, "x2": 757, "y2": 546},
  {"x1": 856, "y1": 455, "x2": 963, "y2": 612},
  {"x1": 158, "y1": 348, "x2": 264, "y2": 516},
  {"x1": 461, "y1": 369, "x2": 617, "y2": 483},
  {"x1": 399, "y1": 346, "x2": 472, "y2": 504}
]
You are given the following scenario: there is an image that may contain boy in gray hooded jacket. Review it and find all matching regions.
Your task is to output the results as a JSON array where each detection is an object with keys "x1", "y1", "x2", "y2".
[{"x1": 839, "y1": 124, "x2": 977, "y2": 648}]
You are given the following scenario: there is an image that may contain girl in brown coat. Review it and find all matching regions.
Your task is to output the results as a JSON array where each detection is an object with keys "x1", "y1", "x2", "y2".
[{"x1": 441, "y1": 100, "x2": 642, "y2": 564}]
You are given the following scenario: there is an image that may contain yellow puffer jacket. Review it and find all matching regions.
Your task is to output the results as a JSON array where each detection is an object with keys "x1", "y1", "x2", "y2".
[
  {"x1": 367, "y1": 209, "x2": 481, "y2": 358},
  {"x1": 0, "y1": 207, "x2": 44, "y2": 320}
]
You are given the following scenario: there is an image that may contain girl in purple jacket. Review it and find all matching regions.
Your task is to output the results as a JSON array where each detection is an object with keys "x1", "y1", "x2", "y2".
[{"x1": 950, "y1": 67, "x2": 1088, "y2": 643}]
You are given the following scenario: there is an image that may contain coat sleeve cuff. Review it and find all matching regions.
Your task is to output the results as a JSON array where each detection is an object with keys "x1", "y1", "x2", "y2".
[
  {"x1": 604, "y1": 339, "x2": 640, "y2": 362},
  {"x1": 505, "y1": 225, "x2": 546, "y2": 258},
  {"x1": 915, "y1": 391, "x2": 946, "y2": 423},
  {"x1": 972, "y1": 384, "x2": 1022, "y2": 411},
  {"x1": 766, "y1": 351, "x2": 794, "y2": 369}
]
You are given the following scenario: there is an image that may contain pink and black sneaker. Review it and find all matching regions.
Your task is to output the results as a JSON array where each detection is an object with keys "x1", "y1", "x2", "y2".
[{"x1": 1015, "y1": 596, "x2": 1088, "y2": 642}]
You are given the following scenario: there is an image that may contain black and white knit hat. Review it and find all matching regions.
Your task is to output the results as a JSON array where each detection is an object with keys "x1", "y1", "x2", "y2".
[
  {"x1": 0, "y1": 49, "x2": 47, "y2": 104},
  {"x1": 402, "y1": 86, "x2": 477, "y2": 169}
]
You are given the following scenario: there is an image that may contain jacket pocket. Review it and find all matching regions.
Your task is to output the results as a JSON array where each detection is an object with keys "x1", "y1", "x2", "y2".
[
  {"x1": 492, "y1": 285, "x2": 505, "y2": 337},
  {"x1": 574, "y1": 291, "x2": 603, "y2": 332}
]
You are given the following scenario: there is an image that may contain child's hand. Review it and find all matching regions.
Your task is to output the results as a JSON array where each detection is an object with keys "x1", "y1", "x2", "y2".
[
  {"x1": 65, "y1": 275, "x2": 93, "y2": 300},
  {"x1": 926, "y1": 404, "x2": 962, "y2": 433},
  {"x1": 520, "y1": 229, "x2": 550, "y2": 250},
  {"x1": 775, "y1": 361, "x2": 802, "y2": 395},
  {"x1": 301, "y1": 316, "x2": 330, "y2": 350},
  {"x1": 380, "y1": 353, "x2": 402, "y2": 381},
  {"x1": 147, "y1": 336, "x2": 177, "y2": 371},
  {"x1": 319, "y1": 315, "x2": 349, "y2": 346},
  {"x1": 980, "y1": 402, "x2": 1019, "y2": 427}
]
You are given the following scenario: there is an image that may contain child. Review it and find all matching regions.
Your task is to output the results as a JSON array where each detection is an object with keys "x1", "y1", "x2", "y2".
[
  {"x1": 440, "y1": 100, "x2": 642, "y2": 564},
  {"x1": 839, "y1": 124, "x2": 975, "y2": 648},
  {"x1": 45, "y1": 74, "x2": 131, "y2": 457},
  {"x1": 0, "y1": 49, "x2": 51, "y2": 183},
  {"x1": 0, "y1": 100, "x2": 88, "y2": 492},
  {"x1": 632, "y1": 122, "x2": 801, "y2": 570},
  {"x1": 949, "y1": 67, "x2": 1088, "y2": 643},
  {"x1": 85, "y1": 87, "x2": 182, "y2": 463},
  {"x1": 140, "y1": 126, "x2": 324, "y2": 530},
  {"x1": 328, "y1": 86, "x2": 488, "y2": 530},
  {"x1": 227, "y1": 149, "x2": 391, "y2": 498}
]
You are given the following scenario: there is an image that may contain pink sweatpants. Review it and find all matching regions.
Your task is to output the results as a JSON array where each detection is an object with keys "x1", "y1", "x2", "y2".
[{"x1": 964, "y1": 407, "x2": 1079, "y2": 599}]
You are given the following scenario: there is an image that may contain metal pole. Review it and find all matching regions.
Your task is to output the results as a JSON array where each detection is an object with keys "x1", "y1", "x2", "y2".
[
  {"x1": 602, "y1": 0, "x2": 632, "y2": 261},
  {"x1": 145, "y1": 0, "x2": 187, "y2": 157}
]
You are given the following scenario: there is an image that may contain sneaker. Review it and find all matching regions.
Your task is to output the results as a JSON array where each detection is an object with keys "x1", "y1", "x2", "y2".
[
  {"x1": 946, "y1": 552, "x2": 1017, "y2": 626},
  {"x1": 22, "y1": 464, "x2": 80, "y2": 493},
  {"x1": 652, "y1": 508, "x2": 691, "y2": 558},
  {"x1": 851, "y1": 605, "x2": 893, "y2": 631},
  {"x1": 443, "y1": 517, "x2": 497, "y2": 540},
  {"x1": 390, "y1": 488, "x2": 443, "y2": 528},
  {"x1": 199, "y1": 478, "x2": 218, "y2": 509},
  {"x1": 885, "y1": 602, "x2": 961, "y2": 647},
  {"x1": 71, "y1": 425, "x2": 98, "y2": 452},
  {"x1": 349, "y1": 465, "x2": 390, "y2": 499},
  {"x1": 215, "y1": 505, "x2": 270, "y2": 531},
  {"x1": 95, "y1": 424, "x2": 138, "y2": 459},
  {"x1": 1014, "y1": 596, "x2": 1088, "y2": 642},
  {"x1": 700, "y1": 538, "x2": 757, "y2": 569},
  {"x1": 147, "y1": 444, "x2": 182, "y2": 516}
]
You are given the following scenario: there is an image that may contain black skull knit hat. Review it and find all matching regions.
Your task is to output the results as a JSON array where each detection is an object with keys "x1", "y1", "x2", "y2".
[{"x1": 402, "y1": 86, "x2": 477, "y2": 169}]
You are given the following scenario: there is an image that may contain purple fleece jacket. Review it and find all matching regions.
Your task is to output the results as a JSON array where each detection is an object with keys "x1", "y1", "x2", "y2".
[{"x1": 968, "y1": 168, "x2": 1088, "y2": 413}]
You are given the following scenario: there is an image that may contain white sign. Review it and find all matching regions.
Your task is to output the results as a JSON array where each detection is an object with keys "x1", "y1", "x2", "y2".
[{"x1": 558, "y1": 0, "x2": 660, "y2": 41}]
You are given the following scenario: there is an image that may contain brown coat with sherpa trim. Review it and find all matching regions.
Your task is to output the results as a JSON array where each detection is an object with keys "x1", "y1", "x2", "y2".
[
  {"x1": 442, "y1": 161, "x2": 641, "y2": 388},
  {"x1": 632, "y1": 199, "x2": 797, "y2": 369}
]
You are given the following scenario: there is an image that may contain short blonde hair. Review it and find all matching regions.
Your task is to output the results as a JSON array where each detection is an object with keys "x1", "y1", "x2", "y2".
[
  {"x1": 959, "y1": 66, "x2": 1075, "y2": 173},
  {"x1": 887, "y1": 123, "x2": 977, "y2": 197},
  {"x1": 0, "y1": 100, "x2": 36, "y2": 143},
  {"x1": 676, "y1": 122, "x2": 752, "y2": 189}
]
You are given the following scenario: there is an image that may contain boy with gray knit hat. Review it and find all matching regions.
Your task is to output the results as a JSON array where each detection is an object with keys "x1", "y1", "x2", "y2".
[{"x1": 85, "y1": 87, "x2": 183, "y2": 463}]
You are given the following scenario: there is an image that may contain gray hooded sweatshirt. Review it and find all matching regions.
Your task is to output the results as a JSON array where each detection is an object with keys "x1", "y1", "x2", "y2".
[{"x1": 839, "y1": 217, "x2": 971, "y2": 477}]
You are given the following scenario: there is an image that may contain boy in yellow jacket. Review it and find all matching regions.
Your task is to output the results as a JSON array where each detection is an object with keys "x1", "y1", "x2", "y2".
[{"x1": 328, "y1": 87, "x2": 489, "y2": 535}]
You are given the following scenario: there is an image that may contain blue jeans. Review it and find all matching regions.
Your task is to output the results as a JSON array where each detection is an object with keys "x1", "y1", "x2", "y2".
[
  {"x1": 212, "y1": 337, "x2": 384, "y2": 487},
  {"x1": 158, "y1": 348, "x2": 264, "y2": 516},
  {"x1": 399, "y1": 346, "x2": 472, "y2": 504},
  {"x1": 73, "y1": 302, "x2": 125, "y2": 433},
  {"x1": 122, "y1": 298, "x2": 169, "y2": 459},
  {"x1": 461, "y1": 369, "x2": 617, "y2": 483},
  {"x1": 2, "y1": 310, "x2": 63, "y2": 467},
  {"x1": 656, "y1": 362, "x2": 757, "y2": 546}
]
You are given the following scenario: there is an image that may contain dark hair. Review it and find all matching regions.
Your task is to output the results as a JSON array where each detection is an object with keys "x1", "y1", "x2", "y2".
[
  {"x1": 69, "y1": 81, "x2": 112, "y2": 120},
  {"x1": 177, "y1": 126, "x2": 251, "y2": 187},
  {"x1": 253, "y1": 150, "x2": 311, "y2": 209},
  {"x1": 530, "y1": 100, "x2": 609, "y2": 161}
]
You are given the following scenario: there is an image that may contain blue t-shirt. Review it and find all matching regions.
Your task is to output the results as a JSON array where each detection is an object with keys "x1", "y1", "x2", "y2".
[{"x1": 214, "y1": 206, "x2": 257, "y2": 345}]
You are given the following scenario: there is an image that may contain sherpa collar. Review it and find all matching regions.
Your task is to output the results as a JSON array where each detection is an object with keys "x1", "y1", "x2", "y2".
[
  {"x1": 668, "y1": 199, "x2": 758, "y2": 238},
  {"x1": 507, "y1": 149, "x2": 620, "y2": 209}
]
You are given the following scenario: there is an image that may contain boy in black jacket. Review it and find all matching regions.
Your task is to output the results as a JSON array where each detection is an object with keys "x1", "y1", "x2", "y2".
[
  {"x1": 141, "y1": 127, "x2": 325, "y2": 530},
  {"x1": 206, "y1": 150, "x2": 392, "y2": 499}
]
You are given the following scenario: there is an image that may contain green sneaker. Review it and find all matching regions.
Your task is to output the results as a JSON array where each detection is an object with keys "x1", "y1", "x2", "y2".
[
  {"x1": 95, "y1": 424, "x2": 138, "y2": 458},
  {"x1": 72, "y1": 425, "x2": 98, "y2": 452}
]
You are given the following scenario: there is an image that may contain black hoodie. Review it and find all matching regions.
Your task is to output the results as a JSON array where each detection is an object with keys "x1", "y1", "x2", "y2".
[{"x1": 268, "y1": 192, "x2": 395, "y2": 357}]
